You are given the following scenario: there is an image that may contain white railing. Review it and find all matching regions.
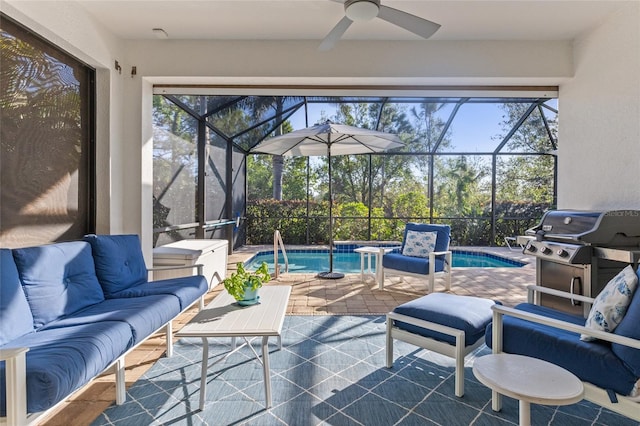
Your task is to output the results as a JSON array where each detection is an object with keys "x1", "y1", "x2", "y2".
[{"x1": 273, "y1": 230, "x2": 289, "y2": 278}]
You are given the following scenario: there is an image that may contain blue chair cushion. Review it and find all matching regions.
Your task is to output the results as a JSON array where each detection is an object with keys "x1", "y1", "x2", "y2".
[
  {"x1": 393, "y1": 293, "x2": 497, "y2": 347},
  {"x1": 383, "y1": 252, "x2": 446, "y2": 274},
  {"x1": 108, "y1": 275, "x2": 208, "y2": 310},
  {"x1": 400, "y1": 223, "x2": 450, "y2": 254},
  {"x1": 12, "y1": 242, "x2": 105, "y2": 329},
  {"x1": 42, "y1": 295, "x2": 181, "y2": 345},
  {"x1": 611, "y1": 266, "x2": 640, "y2": 377},
  {"x1": 0, "y1": 321, "x2": 133, "y2": 417},
  {"x1": 485, "y1": 303, "x2": 638, "y2": 396},
  {"x1": 0, "y1": 249, "x2": 34, "y2": 345},
  {"x1": 83, "y1": 234, "x2": 148, "y2": 297}
]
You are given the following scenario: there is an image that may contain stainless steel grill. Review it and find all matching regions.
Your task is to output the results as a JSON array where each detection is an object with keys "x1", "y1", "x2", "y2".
[{"x1": 523, "y1": 210, "x2": 640, "y2": 315}]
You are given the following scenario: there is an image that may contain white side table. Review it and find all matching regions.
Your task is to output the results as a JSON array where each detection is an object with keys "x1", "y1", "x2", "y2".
[
  {"x1": 354, "y1": 246, "x2": 394, "y2": 285},
  {"x1": 473, "y1": 354, "x2": 584, "y2": 426},
  {"x1": 176, "y1": 286, "x2": 291, "y2": 410}
]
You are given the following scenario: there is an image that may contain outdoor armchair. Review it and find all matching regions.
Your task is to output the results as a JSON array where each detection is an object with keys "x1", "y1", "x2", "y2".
[{"x1": 380, "y1": 223, "x2": 452, "y2": 293}]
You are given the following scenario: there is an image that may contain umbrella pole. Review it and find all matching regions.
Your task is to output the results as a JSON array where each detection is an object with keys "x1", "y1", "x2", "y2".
[{"x1": 318, "y1": 142, "x2": 344, "y2": 279}]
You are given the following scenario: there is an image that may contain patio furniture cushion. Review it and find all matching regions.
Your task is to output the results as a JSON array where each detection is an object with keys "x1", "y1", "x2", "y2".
[
  {"x1": 0, "y1": 249, "x2": 34, "y2": 346},
  {"x1": 108, "y1": 275, "x2": 208, "y2": 310},
  {"x1": 486, "y1": 302, "x2": 638, "y2": 396},
  {"x1": 401, "y1": 230, "x2": 437, "y2": 258},
  {"x1": 12, "y1": 242, "x2": 105, "y2": 329},
  {"x1": 83, "y1": 234, "x2": 148, "y2": 297},
  {"x1": 0, "y1": 321, "x2": 133, "y2": 417},
  {"x1": 393, "y1": 293, "x2": 496, "y2": 346},
  {"x1": 400, "y1": 223, "x2": 450, "y2": 254},
  {"x1": 383, "y1": 252, "x2": 446, "y2": 274},
  {"x1": 41, "y1": 294, "x2": 181, "y2": 345},
  {"x1": 581, "y1": 265, "x2": 638, "y2": 341},
  {"x1": 611, "y1": 266, "x2": 640, "y2": 377}
]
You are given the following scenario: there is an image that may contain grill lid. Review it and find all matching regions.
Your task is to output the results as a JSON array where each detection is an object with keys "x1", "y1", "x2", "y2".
[{"x1": 526, "y1": 210, "x2": 640, "y2": 247}]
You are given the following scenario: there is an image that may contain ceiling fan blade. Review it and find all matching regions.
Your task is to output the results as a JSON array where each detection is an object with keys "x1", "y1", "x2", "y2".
[
  {"x1": 319, "y1": 16, "x2": 353, "y2": 51},
  {"x1": 377, "y1": 5, "x2": 441, "y2": 39}
]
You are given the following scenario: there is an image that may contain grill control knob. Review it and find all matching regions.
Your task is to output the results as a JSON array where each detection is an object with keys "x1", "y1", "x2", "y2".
[
  {"x1": 540, "y1": 246, "x2": 552, "y2": 255},
  {"x1": 526, "y1": 244, "x2": 537, "y2": 253},
  {"x1": 556, "y1": 249, "x2": 568, "y2": 258}
]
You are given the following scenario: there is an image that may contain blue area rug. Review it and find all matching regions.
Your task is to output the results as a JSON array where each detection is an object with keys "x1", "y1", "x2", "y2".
[{"x1": 91, "y1": 315, "x2": 637, "y2": 426}]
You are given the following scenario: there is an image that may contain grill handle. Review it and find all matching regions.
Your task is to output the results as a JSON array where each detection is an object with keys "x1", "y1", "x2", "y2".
[{"x1": 570, "y1": 277, "x2": 583, "y2": 306}]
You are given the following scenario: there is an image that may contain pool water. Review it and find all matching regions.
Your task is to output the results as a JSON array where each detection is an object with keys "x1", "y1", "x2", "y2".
[{"x1": 245, "y1": 249, "x2": 524, "y2": 274}]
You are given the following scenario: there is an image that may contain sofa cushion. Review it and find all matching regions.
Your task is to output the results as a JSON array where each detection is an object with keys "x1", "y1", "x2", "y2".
[
  {"x1": 486, "y1": 303, "x2": 638, "y2": 396},
  {"x1": 83, "y1": 234, "x2": 148, "y2": 297},
  {"x1": 611, "y1": 266, "x2": 640, "y2": 377},
  {"x1": 393, "y1": 293, "x2": 497, "y2": 346},
  {"x1": 108, "y1": 275, "x2": 208, "y2": 310},
  {"x1": 0, "y1": 321, "x2": 132, "y2": 417},
  {"x1": 0, "y1": 249, "x2": 34, "y2": 345},
  {"x1": 402, "y1": 230, "x2": 437, "y2": 258},
  {"x1": 12, "y1": 242, "x2": 105, "y2": 329},
  {"x1": 42, "y1": 295, "x2": 181, "y2": 345},
  {"x1": 581, "y1": 265, "x2": 638, "y2": 341}
]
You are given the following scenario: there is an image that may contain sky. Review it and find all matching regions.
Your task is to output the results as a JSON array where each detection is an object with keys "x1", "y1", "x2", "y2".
[{"x1": 286, "y1": 99, "x2": 557, "y2": 153}]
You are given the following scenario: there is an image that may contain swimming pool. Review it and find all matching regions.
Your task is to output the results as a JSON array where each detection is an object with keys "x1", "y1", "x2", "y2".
[{"x1": 244, "y1": 249, "x2": 525, "y2": 274}]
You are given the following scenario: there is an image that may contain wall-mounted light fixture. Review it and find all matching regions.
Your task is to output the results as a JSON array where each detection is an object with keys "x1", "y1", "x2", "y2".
[{"x1": 152, "y1": 28, "x2": 169, "y2": 39}]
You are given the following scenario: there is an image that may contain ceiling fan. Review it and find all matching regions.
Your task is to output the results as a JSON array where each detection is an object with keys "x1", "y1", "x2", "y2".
[{"x1": 319, "y1": 0, "x2": 441, "y2": 51}]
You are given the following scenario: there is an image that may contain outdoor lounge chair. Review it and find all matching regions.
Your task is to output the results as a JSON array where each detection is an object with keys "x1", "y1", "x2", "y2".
[{"x1": 380, "y1": 223, "x2": 452, "y2": 293}]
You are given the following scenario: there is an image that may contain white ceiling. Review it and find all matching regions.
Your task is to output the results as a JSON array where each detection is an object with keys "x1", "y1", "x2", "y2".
[{"x1": 76, "y1": 0, "x2": 629, "y2": 43}]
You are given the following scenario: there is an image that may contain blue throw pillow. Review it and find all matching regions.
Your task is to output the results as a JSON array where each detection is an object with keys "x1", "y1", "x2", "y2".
[
  {"x1": 0, "y1": 249, "x2": 35, "y2": 345},
  {"x1": 12, "y1": 242, "x2": 105, "y2": 329},
  {"x1": 83, "y1": 234, "x2": 148, "y2": 297}
]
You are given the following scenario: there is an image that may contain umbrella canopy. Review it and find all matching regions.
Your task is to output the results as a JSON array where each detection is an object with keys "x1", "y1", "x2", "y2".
[
  {"x1": 250, "y1": 121, "x2": 403, "y2": 157},
  {"x1": 250, "y1": 120, "x2": 403, "y2": 279}
]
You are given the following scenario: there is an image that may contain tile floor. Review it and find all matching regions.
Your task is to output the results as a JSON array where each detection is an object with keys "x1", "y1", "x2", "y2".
[{"x1": 41, "y1": 247, "x2": 536, "y2": 426}]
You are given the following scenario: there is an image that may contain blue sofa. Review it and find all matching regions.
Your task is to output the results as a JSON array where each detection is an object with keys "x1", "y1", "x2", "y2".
[
  {"x1": 486, "y1": 266, "x2": 640, "y2": 422},
  {"x1": 0, "y1": 235, "x2": 209, "y2": 425}
]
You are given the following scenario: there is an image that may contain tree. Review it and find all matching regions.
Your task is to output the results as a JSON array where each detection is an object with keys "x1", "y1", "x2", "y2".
[
  {"x1": 495, "y1": 102, "x2": 556, "y2": 205},
  {"x1": 244, "y1": 96, "x2": 321, "y2": 200},
  {"x1": 392, "y1": 191, "x2": 430, "y2": 219},
  {"x1": 334, "y1": 202, "x2": 369, "y2": 240},
  {"x1": 436, "y1": 156, "x2": 488, "y2": 216},
  {"x1": 247, "y1": 154, "x2": 273, "y2": 200},
  {"x1": 152, "y1": 96, "x2": 199, "y2": 239},
  {"x1": 247, "y1": 152, "x2": 312, "y2": 201},
  {"x1": 318, "y1": 102, "x2": 418, "y2": 214}
]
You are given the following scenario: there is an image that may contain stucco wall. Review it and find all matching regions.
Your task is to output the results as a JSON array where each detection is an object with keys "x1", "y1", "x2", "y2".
[{"x1": 558, "y1": 2, "x2": 640, "y2": 210}]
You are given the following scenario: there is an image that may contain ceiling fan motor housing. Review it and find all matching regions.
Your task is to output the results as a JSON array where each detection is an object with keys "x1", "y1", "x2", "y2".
[{"x1": 345, "y1": 0, "x2": 381, "y2": 21}]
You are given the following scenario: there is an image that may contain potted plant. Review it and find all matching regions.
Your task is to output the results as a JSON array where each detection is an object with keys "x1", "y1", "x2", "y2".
[{"x1": 223, "y1": 261, "x2": 270, "y2": 306}]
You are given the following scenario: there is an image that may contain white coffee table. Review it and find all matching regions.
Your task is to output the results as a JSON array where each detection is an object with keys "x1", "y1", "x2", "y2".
[
  {"x1": 473, "y1": 353, "x2": 584, "y2": 426},
  {"x1": 354, "y1": 246, "x2": 394, "y2": 285},
  {"x1": 176, "y1": 285, "x2": 291, "y2": 410}
]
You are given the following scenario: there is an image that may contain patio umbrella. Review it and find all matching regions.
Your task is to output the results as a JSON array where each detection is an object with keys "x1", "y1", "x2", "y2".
[{"x1": 250, "y1": 120, "x2": 403, "y2": 279}]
